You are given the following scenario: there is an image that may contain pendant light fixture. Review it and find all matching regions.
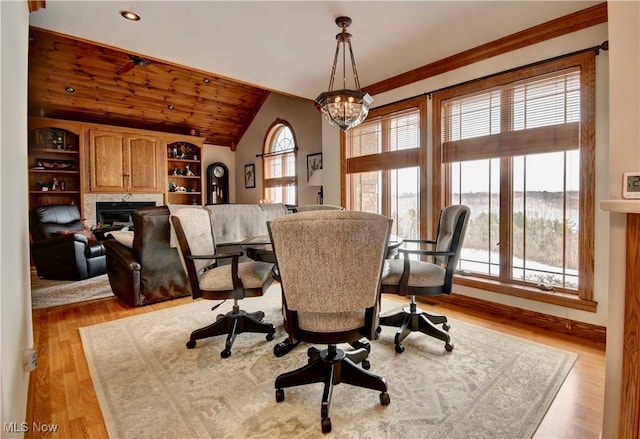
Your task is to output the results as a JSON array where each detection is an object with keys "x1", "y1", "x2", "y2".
[{"x1": 315, "y1": 16, "x2": 373, "y2": 131}]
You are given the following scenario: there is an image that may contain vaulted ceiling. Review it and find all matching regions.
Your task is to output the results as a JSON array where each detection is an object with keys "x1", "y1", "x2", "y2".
[
  {"x1": 28, "y1": 1, "x2": 603, "y2": 148},
  {"x1": 28, "y1": 28, "x2": 270, "y2": 148}
]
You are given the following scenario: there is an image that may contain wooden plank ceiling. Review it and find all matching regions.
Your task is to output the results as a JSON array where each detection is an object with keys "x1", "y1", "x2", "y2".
[{"x1": 28, "y1": 27, "x2": 271, "y2": 148}]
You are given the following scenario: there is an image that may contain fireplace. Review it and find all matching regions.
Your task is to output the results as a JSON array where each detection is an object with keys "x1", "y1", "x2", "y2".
[{"x1": 96, "y1": 201, "x2": 156, "y2": 228}]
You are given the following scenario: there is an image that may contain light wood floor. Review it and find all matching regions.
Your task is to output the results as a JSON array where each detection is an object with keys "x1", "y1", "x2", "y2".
[{"x1": 26, "y1": 293, "x2": 605, "y2": 439}]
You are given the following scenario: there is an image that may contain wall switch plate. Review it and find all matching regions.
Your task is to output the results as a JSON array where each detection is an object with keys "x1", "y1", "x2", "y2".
[{"x1": 23, "y1": 348, "x2": 37, "y2": 372}]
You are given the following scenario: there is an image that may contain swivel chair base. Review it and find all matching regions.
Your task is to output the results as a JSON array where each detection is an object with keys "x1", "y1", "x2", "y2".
[
  {"x1": 379, "y1": 295, "x2": 454, "y2": 353},
  {"x1": 186, "y1": 303, "x2": 275, "y2": 358},
  {"x1": 275, "y1": 343, "x2": 390, "y2": 434}
]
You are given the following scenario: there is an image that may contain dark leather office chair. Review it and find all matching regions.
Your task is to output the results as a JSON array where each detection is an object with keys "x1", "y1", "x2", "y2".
[
  {"x1": 170, "y1": 208, "x2": 276, "y2": 358},
  {"x1": 268, "y1": 210, "x2": 392, "y2": 434},
  {"x1": 379, "y1": 204, "x2": 470, "y2": 353},
  {"x1": 29, "y1": 204, "x2": 107, "y2": 280}
]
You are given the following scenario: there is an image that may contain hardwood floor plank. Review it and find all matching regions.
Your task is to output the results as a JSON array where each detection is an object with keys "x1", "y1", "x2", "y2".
[{"x1": 26, "y1": 293, "x2": 604, "y2": 438}]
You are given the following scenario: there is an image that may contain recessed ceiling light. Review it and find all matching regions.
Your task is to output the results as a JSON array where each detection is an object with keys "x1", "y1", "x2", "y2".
[
  {"x1": 65, "y1": 87, "x2": 75, "y2": 93},
  {"x1": 203, "y1": 78, "x2": 211, "y2": 84},
  {"x1": 120, "y1": 10, "x2": 141, "y2": 21},
  {"x1": 167, "y1": 104, "x2": 175, "y2": 110}
]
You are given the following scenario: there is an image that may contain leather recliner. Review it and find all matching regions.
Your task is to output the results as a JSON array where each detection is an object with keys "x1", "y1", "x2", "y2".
[{"x1": 29, "y1": 204, "x2": 107, "y2": 280}]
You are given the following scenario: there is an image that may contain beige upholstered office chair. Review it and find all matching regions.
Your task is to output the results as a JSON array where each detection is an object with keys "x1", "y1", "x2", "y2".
[
  {"x1": 380, "y1": 204, "x2": 470, "y2": 353},
  {"x1": 268, "y1": 210, "x2": 392, "y2": 434},
  {"x1": 170, "y1": 208, "x2": 276, "y2": 358}
]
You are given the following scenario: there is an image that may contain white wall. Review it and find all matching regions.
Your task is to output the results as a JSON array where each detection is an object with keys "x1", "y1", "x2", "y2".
[
  {"x1": 233, "y1": 93, "x2": 322, "y2": 205},
  {"x1": 1, "y1": 2, "x2": 33, "y2": 435},
  {"x1": 601, "y1": 1, "x2": 640, "y2": 437},
  {"x1": 323, "y1": 24, "x2": 611, "y2": 327}
]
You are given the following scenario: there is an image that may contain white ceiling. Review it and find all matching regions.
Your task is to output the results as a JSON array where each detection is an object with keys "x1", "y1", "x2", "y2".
[{"x1": 29, "y1": 1, "x2": 600, "y2": 100}]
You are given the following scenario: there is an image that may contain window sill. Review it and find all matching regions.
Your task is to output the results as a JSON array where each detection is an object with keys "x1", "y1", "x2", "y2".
[{"x1": 453, "y1": 275, "x2": 598, "y2": 312}]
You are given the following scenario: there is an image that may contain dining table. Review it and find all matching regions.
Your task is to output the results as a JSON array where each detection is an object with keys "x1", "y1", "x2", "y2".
[{"x1": 241, "y1": 234, "x2": 403, "y2": 264}]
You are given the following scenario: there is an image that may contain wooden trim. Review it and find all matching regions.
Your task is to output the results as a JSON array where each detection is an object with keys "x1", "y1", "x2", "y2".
[
  {"x1": 425, "y1": 290, "x2": 605, "y2": 344},
  {"x1": 454, "y1": 275, "x2": 598, "y2": 312},
  {"x1": 363, "y1": 3, "x2": 608, "y2": 96},
  {"x1": 578, "y1": 53, "x2": 597, "y2": 302},
  {"x1": 346, "y1": 149, "x2": 420, "y2": 174},
  {"x1": 619, "y1": 213, "x2": 640, "y2": 439},
  {"x1": 443, "y1": 123, "x2": 580, "y2": 162},
  {"x1": 28, "y1": 1, "x2": 46, "y2": 13}
]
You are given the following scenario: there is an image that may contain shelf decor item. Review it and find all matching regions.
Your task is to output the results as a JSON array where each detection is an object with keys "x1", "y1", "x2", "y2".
[
  {"x1": 47, "y1": 129, "x2": 66, "y2": 150},
  {"x1": 34, "y1": 158, "x2": 75, "y2": 170}
]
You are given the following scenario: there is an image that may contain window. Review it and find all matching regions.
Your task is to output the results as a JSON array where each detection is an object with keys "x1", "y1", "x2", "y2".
[
  {"x1": 263, "y1": 120, "x2": 297, "y2": 205},
  {"x1": 432, "y1": 51, "x2": 595, "y2": 308},
  {"x1": 343, "y1": 97, "x2": 426, "y2": 239}
]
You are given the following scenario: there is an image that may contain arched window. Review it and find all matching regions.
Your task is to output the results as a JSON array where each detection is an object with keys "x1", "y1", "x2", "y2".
[{"x1": 263, "y1": 120, "x2": 297, "y2": 205}]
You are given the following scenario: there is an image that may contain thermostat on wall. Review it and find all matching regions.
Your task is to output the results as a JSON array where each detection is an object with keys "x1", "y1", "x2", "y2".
[{"x1": 623, "y1": 172, "x2": 640, "y2": 199}]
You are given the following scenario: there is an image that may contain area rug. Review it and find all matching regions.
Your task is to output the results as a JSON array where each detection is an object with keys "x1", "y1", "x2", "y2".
[
  {"x1": 31, "y1": 272, "x2": 114, "y2": 310},
  {"x1": 80, "y1": 289, "x2": 576, "y2": 439}
]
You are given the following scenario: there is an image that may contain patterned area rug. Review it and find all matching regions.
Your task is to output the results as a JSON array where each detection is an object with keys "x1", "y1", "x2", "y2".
[
  {"x1": 31, "y1": 271, "x2": 114, "y2": 310},
  {"x1": 80, "y1": 288, "x2": 576, "y2": 438}
]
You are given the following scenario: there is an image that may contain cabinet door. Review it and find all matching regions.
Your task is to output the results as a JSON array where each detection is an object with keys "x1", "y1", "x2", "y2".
[
  {"x1": 127, "y1": 135, "x2": 160, "y2": 191},
  {"x1": 89, "y1": 129, "x2": 127, "y2": 191}
]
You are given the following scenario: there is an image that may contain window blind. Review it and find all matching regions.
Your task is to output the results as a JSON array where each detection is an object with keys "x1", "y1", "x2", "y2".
[{"x1": 441, "y1": 68, "x2": 581, "y2": 163}]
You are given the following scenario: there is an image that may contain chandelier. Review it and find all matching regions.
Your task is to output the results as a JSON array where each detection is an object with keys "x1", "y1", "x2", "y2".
[{"x1": 315, "y1": 16, "x2": 373, "y2": 131}]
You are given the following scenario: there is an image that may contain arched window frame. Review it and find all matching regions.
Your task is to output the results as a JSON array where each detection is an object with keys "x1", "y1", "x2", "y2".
[{"x1": 262, "y1": 119, "x2": 298, "y2": 205}]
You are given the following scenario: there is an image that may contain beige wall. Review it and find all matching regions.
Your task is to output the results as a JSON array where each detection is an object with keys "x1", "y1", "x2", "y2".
[
  {"x1": 1, "y1": 1, "x2": 33, "y2": 435},
  {"x1": 601, "y1": 1, "x2": 640, "y2": 437},
  {"x1": 233, "y1": 93, "x2": 322, "y2": 205}
]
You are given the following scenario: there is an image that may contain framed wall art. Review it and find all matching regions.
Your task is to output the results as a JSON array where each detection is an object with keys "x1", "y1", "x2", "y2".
[
  {"x1": 307, "y1": 152, "x2": 322, "y2": 182},
  {"x1": 244, "y1": 164, "x2": 255, "y2": 189}
]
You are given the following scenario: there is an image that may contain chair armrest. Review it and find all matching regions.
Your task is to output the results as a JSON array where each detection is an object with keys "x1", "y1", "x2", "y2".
[
  {"x1": 399, "y1": 248, "x2": 455, "y2": 257},
  {"x1": 187, "y1": 251, "x2": 243, "y2": 261},
  {"x1": 104, "y1": 240, "x2": 141, "y2": 271},
  {"x1": 86, "y1": 242, "x2": 106, "y2": 258},
  {"x1": 401, "y1": 238, "x2": 437, "y2": 245},
  {"x1": 31, "y1": 232, "x2": 86, "y2": 250}
]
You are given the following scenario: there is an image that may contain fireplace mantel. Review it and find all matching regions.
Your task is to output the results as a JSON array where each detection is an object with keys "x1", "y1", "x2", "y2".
[{"x1": 84, "y1": 193, "x2": 164, "y2": 227}]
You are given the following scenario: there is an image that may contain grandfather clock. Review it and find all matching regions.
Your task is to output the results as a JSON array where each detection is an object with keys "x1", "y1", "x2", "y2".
[{"x1": 206, "y1": 163, "x2": 229, "y2": 204}]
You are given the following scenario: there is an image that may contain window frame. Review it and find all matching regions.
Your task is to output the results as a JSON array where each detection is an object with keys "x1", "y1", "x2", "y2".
[
  {"x1": 262, "y1": 119, "x2": 298, "y2": 205},
  {"x1": 341, "y1": 96, "x2": 428, "y2": 238},
  {"x1": 431, "y1": 51, "x2": 596, "y2": 312}
]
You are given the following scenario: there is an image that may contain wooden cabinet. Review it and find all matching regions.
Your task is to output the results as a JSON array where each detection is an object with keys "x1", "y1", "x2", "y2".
[
  {"x1": 166, "y1": 138, "x2": 204, "y2": 205},
  {"x1": 88, "y1": 129, "x2": 162, "y2": 192},
  {"x1": 28, "y1": 119, "x2": 83, "y2": 210},
  {"x1": 28, "y1": 117, "x2": 205, "y2": 214}
]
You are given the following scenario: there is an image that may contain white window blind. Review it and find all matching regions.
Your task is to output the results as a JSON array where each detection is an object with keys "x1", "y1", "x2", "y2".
[{"x1": 441, "y1": 68, "x2": 581, "y2": 163}]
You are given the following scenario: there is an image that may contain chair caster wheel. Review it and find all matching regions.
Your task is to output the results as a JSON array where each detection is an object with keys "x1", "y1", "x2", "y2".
[
  {"x1": 186, "y1": 340, "x2": 196, "y2": 349},
  {"x1": 362, "y1": 359, "x2": 370, "y2": 370},
  {"x1": 443, "y1": 323, "x2": 451, "y2": 331},
  {"x1": 274, "y1": 339, "x2": 297, "y2": 357},
  {"x1": 321, "y1": 417, "x2": 332, "y2": 434},
  {"x1": 445, "y1": 342, "x2": 454, "y2": 352},
  {"x1": 221, "y1": 349, "x2": 231, "y2": 358},
  {"x1": 380, "y1": 392, "x2": 391, "y2": 406},
  {"x1": 266, "y1": 332, "x2": 275, "y2": 341},
  {"x1": 395, "y1": 344, "x2": 405, "y2": 354},
  {"x1": 275, "y1": 388, "x2": 285, "y2": 402}
]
